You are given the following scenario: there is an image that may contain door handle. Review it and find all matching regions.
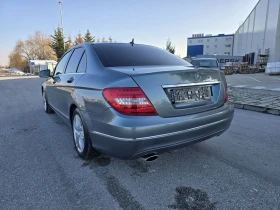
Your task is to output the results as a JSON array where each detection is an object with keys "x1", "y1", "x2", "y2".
[{"x1": 67, "y1": 77, "x2": 75, "y2": 83}]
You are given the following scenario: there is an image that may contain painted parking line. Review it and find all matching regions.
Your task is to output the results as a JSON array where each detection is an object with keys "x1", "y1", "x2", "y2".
[
  {"x1": 244, "y1": 76, "x2": 261, "y2": 82},
  {"x1": 248, "y1": 86, "x2": 266, "y2": 89},
  {"x1": 232, "y1": 85, "x2": 249, "y2": 88}
]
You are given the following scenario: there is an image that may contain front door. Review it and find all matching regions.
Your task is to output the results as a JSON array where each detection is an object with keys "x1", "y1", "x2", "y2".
[
  {"x1": 53, "y1": 47, "x2": 86, "y2": 119},
  {"x1": 46, "y1": 50, "x2": 73, "y2": 111}
]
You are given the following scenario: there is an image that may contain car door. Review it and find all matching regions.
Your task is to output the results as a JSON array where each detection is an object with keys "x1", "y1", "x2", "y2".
[
  {"x1": 53, "y1": 47, "x2": 86, "y2": 120},
  {"x1": 46, "y1": 50, "x2": 72, "y2": 110}
]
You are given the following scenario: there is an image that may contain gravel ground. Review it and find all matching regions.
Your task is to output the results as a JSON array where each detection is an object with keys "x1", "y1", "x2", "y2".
[{"x1": 0, "y1": 77, "x2": 280, "y2": 210}]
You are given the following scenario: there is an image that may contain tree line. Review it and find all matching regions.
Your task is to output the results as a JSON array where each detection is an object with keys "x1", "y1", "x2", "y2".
[
  {"x1": 51, "y1": 28, "x2": 115, "y2": 60},
  {"x1": 9, "y1": 28, "x2": 177, "y2": 70},
  {"x1": 8, "y1": 28, "x2": 115, "y2": 70}
]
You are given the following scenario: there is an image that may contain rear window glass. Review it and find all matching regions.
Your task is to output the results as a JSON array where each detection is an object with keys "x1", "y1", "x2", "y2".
[
  {"x1": 93, "y1": 44, "x2": 191, "y2": 67},
  {"x1": 191, "y1": 60, "x2": 218, "y2": 68}
]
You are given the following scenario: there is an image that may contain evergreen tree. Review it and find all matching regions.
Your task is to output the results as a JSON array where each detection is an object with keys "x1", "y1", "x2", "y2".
[
  {"x1": 96, "y1": 38, "x2": 100, "y2": 43},
  {"x1": 83, "y1": 29, "x2": 95, "y2": 43},
  {"x1": 50, "y1": 27, "x2": 65, "y2": 60},
  {"x1": 101, "y1": 37, "x2": 106, "y2": 42},
  {"x1": 166, "y1": 38, "x2": 175, "y2": 54},
  {"x1": 108, "y1": 36, "x2": 113, "y2": 43},
  {"x1": 75, "y1": 33, "x2": 84, "y2": 45}
]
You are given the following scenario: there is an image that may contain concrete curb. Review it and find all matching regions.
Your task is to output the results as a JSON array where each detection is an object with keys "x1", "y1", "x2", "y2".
[
  {"x1": 228, "y1": 85, "x2": 280, "y2": 92},
  {"x1": 231, "y1": 103, "x2": 280, "y2": 115}
]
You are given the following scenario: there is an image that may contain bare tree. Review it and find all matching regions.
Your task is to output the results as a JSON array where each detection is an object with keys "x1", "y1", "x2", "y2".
[
  {"x1": 65, "y1": 36, "x2": 74, "y2": 50},
  {"x1": 9, "y1": 31, "x2": 57, "y2": 70},
  {"x1": 8, "y1": 50, "x2": 28, "y2": 70},
  {"x1": 75, "y1": 33, "x2": 84, "y2": 45},
  {"x1": 33, "y1": 31, "x2": 56, "y2": 60}
]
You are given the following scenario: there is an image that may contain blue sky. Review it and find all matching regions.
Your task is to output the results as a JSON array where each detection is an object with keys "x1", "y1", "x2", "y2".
[{"x1": 0, "y1": 0, "x2": 259, "y2": 65}]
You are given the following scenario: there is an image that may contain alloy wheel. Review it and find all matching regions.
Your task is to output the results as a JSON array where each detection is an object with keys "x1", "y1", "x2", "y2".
[{"x1": 73, "y1": 114, "x2": 85, "y2": 153}]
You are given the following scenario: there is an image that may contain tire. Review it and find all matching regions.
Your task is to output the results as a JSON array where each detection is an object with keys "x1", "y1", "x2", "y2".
[
  {"x1": 42, "y1": 91, "x2": 54, "y2": 114},
  {"x1": 72, "y1": 108, "x2": 100, "y2": 159}
]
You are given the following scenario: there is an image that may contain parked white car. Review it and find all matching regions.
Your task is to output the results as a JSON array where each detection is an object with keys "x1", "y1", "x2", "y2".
[{"x1": 8, "y1": 68, "x2": 25, "y2": 75}]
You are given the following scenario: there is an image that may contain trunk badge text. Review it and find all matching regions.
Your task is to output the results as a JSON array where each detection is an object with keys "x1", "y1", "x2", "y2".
[{"x1": 195, "y1": 72, "x2": 201, "y2": 81}]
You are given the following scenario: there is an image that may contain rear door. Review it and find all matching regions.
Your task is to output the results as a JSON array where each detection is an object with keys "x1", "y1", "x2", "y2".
[{"x1": 54, "y1": 47, "x2": 86, "y2": 118}]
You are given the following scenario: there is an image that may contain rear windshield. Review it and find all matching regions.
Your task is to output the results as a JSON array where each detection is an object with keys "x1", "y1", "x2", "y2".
[
  {"x1": 93, "y1": 44, "x2": 191, "y2": 67},
  {"x1": 191, "y1": 60, "x2": 218, "y2": 68}
]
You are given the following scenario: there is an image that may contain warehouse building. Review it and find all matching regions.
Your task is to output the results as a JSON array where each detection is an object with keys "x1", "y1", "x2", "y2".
[
  {"x1": 233, "y1": 0, "x2": 280, "y2": 64},
  {"x1": 187, "y1": 33, "x2": 234, "y2": 57}
]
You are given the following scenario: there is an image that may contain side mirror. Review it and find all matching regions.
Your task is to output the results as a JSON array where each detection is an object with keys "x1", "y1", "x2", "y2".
[{"x1": 39, "y1": 69, "x2": 51, "y2": 78}]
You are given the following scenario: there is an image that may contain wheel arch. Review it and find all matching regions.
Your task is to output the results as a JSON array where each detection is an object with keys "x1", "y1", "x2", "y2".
[{"x1": 69, "y1": 104, "x2": 78, "y2": 125}]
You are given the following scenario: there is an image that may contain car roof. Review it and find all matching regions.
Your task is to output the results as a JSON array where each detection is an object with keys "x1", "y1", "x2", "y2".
[
  {"x1": 74, "y1": 42, "x2": 152, "y2": 47},
  {"x1": 67, "y1": 42, "x2": 160, "y2": 54}
]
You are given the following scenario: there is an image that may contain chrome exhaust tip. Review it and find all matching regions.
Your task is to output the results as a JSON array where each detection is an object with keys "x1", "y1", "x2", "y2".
[{"x1": 141, "y1": 153, "x2": 159, "y2": 162}]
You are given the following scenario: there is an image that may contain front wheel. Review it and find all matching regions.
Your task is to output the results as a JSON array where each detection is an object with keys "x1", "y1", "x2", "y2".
[{"x1": 72, "y1": 108, "x2": 100, "y2": 159}]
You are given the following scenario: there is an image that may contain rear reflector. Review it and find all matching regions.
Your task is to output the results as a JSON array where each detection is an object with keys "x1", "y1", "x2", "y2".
[
  {"x1": 103, "y1": 88, "x2": 158, "y2": 116},
  {"x1": 224, "y1": 84, "x2": 228, "y2": 103}
]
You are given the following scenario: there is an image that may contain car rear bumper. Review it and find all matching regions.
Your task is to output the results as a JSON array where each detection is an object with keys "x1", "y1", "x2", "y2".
[{"x1": 84, "y1": 103, "x2": 234, "y2": 159}]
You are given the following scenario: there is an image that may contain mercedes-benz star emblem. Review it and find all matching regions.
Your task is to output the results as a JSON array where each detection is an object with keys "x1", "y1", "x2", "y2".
[{"x1": 194, "y1": 72, "x2": 201, "y2": 81}]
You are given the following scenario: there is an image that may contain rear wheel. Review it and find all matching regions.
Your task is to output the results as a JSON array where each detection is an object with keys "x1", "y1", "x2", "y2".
[
  {"x1": 72, "y1": 108, "x2": 100, "y2": 159},
  {"x1": 42, "y1": 91, "x2": 53, "y2": 114}
]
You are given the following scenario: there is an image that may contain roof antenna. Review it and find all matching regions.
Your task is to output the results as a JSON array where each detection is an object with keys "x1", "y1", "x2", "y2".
[{"x1": 130, "y1": 38, "x2": 134, "y2": 46}]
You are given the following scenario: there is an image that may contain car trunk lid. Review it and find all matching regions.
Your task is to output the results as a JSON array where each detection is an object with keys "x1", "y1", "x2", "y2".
[{"x1": 107, "y1": 66, "x2": 226, "y2": 117}]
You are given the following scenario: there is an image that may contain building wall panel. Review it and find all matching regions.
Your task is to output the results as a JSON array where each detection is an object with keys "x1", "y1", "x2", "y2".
[
  {"x1": 187, "y1": 45, "x2": 204, "y2": 57},
  {"x1": 234, "y1": 0, "x2": 280, "y2": 63},
  {"x1": 264, "y1": 0, "x2": 279, "y2": 61},
  {"x1": 251, "y1": 0, "x2": 268, "y2": 55},
  {"x1": 247, "y1": 10, "x2": 255, "y2": 52}
]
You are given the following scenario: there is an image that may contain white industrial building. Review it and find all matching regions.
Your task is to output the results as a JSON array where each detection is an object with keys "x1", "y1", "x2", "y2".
[
  {"x1": 187, "y1": 33, "x2": 234, "y2": 57},
  {"x1": 28, "y1": 60, "x2": 57, "y2": 75},
  {"x1": 233, "y1": 0, "x2": 280, "y2": 64}
]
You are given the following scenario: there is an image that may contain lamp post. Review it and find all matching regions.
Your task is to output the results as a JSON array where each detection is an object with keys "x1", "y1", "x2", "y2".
[
  {"x1": 58, "y1": 0, "x2": 65, "y2": 48},
  {"x1": 58, "y1": 0, "x2": 64, "y2": 34}
]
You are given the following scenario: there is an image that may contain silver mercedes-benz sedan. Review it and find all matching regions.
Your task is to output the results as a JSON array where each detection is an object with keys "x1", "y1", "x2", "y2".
[{"x1": 40, "y1": 43, "x2": 234, "y2": 160}]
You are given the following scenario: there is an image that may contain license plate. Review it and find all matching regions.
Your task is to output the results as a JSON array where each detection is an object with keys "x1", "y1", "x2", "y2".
[{"x1": 169, "y1": 86, "x2": 212, "y2": 104}]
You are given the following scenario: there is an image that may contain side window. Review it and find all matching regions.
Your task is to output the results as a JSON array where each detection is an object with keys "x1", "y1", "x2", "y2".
[
  {"x1": 65, "y1": 48, "x2": 85, "y2": 73},
  {"x1": 54, "y1": 51, "x2": 72, "y2": 76},
  {"x1": 77, "y1": 52, "x2": 86, "y2": 73}
]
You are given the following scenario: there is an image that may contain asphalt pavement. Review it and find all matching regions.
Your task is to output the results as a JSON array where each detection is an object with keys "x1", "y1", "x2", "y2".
[
  {"x1": 226, "y1": 73, "x2": 280, "y2": 89},
  {"x1": 1, "y1": 77, "x2": 280, "y2": 210}
]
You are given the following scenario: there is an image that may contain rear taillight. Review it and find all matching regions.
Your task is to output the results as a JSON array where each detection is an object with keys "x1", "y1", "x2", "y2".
[
  {"x1": 103, "y1": 88, "x2": 158, "y2": 116},
  {"x1": 224, "y1": 84, "x2": 228, "y2": 103}
]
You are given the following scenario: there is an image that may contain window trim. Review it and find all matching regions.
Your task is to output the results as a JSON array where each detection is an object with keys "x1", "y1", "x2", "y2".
[
  {"x1": 53, "y1": 50, "x2": 73, "y2": 77},
  {"x1": 76, "y1": 51, "x2": 87, "y2": 73},
  {"x1": 64, "y1": 47, "x2": 86, "y2": 74}
]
